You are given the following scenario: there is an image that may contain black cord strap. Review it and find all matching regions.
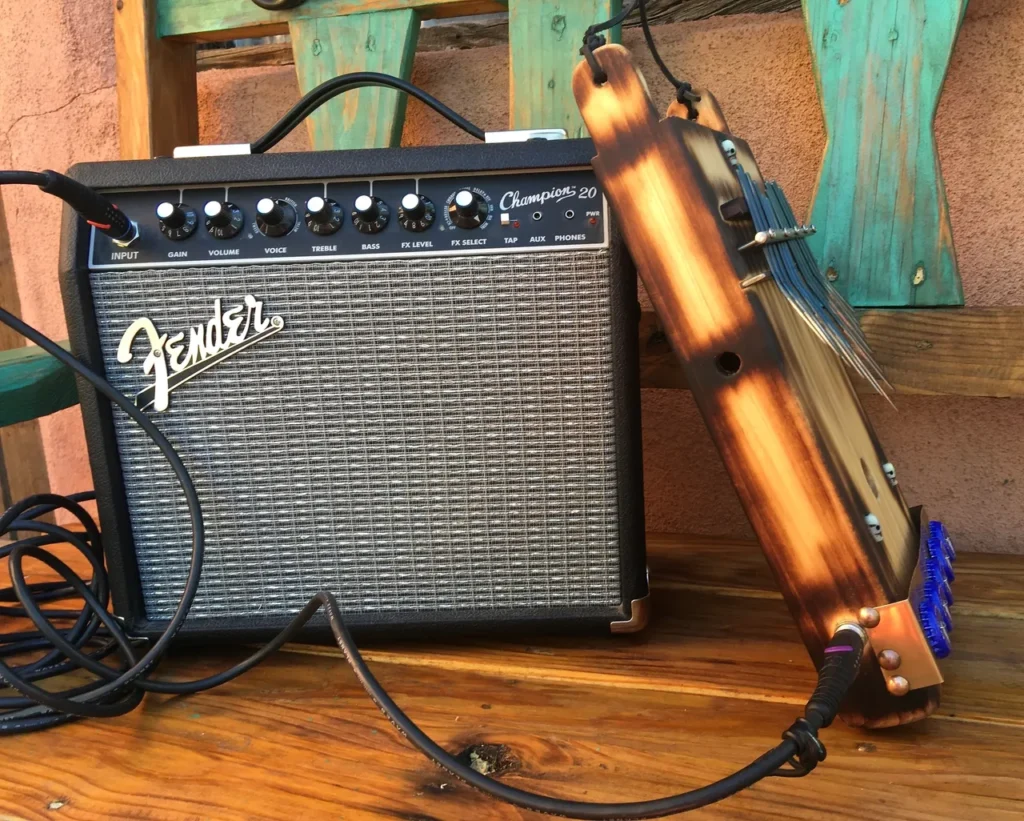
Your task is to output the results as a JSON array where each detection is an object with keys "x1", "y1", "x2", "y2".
[
  {"x1": 581, "y1": 0, "x2": 702, "y2": 118},
  {"x1": 775, "y1": 718, "x2": 827, "y2": 777}
]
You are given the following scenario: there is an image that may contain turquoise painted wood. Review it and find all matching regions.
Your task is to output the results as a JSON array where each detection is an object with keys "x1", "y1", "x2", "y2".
[
  {"x1": 157, "y1": 0, "x2": 505, "y2": 41},
  {"x1": 0, "y1": 345, "x2": 77, "y2": 428},
  {"x1": 803, "y1": 0, "x2": 967, "y2": 307},
  {"x1": 508, "y1": 0, "x2": 620, "y2": 136},
  {"x1": 289, "y1": 10, "x2": 420, "y2": 150}
]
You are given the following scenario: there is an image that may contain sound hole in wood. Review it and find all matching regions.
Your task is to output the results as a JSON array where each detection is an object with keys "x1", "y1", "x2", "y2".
[
  {"x1": 861, "y1": 457, "x2": 880, "y2": 499},
  {"x1": 716, "y1": 351, "x2": 742, "y2": 376}
]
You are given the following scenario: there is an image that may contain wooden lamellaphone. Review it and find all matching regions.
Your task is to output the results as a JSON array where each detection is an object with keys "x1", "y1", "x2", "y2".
[{"x1": 573, "y1": 44, "x2": 955, "y2": 728}]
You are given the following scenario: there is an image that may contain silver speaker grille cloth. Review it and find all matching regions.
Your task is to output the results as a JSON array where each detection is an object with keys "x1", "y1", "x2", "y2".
[{"x1": 90, "y1": 252, "x2": 622, "y2": 621}]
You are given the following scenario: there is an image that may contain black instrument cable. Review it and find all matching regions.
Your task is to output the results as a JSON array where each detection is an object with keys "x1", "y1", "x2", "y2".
[
  {"x1": 0, "y1": 175, "x2": 870, "y2": 816},
  {"x1": 249, "y1": 72, "x2": 485, "y2": 154}
]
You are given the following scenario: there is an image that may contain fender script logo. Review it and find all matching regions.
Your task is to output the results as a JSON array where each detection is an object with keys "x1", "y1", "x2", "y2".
[{"x1": 117, "y1": 296, "x2": 284, "y2": 412}]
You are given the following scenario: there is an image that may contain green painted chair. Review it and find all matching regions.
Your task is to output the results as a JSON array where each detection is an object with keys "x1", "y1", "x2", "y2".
[{"x1": 0, "y1": 345, "x2": 77, "y2": 429}]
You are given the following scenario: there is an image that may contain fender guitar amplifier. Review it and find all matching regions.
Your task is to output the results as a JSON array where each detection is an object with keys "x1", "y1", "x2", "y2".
[{"x1": 60, "y1": 140, "x2": 647, "y2": 641}]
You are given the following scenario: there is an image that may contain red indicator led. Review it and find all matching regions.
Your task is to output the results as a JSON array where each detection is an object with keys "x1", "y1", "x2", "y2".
[{"x1": 589, "y1": 217, "x2": 598, "y2": 225}]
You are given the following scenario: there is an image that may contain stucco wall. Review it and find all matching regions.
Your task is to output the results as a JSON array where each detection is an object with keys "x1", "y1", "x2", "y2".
[{"x1": 1, "y1": 0, "x2": 1021, "y2": 551}]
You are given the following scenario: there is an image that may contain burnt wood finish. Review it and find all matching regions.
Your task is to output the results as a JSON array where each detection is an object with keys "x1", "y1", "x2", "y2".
[
  {"x1": 574, "y1": 44, "x2": 939, "y2": 727},
  {"x1": 666, "y1": 89, "x2": 730, "y2": 133}
]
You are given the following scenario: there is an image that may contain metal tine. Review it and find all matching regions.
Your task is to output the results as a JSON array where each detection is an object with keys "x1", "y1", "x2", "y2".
[
  {"x1": 767, "y1": 183, "x2": 865, "y2": 338},
  {"x1": 765, "y1": 186, "x2": 894, "y2": 395},
  {"x1": 766, "y1": 185, "x2": 878, "y2": 366},
  {"x1": 760, "y1": 182, "x2": 891, "y2": 385},
  {"x1": 761, "y1": 184, "x2": 858, "y2": 332},
  {"x1": 735, "y1": 168, "x2": 891, "y2": 398},
  {"x1": 737, "y1": 172, "x2": 845, "y2": 354},
  {"x1": 761, "y1": 186, "x2": 885, "y2": 369},
  {"x1": 764, "y1": 193, "x2": 893, "y2": 398}
]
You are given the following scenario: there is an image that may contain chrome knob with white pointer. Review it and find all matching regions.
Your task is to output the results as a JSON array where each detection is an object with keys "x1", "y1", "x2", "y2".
[
  {"x1": 156, "y1": 201, "x2": 197, "y2": 240},
  {"x1": 448, "y1": 189, "x2": 487, "y2": 229},
  {"x1": 255, "y1": 197, "x2": 296, "y2": 238}
]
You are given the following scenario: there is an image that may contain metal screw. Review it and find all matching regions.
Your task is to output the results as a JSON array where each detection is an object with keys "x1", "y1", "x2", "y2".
[
  {"x1": 826, "y1": 266, "x2": 838, "y2": 282},
  {"x1": 878, "y1": 649, "x2": 902, "y2": 670},
  {"x1": 912, "y1": 265, "x2": 926, "y2": 286},
  {"x1": 858, "y1": 607, "x2": 881, "y2": 628},
  {"x1": 887, "y1": 675, "x2": 910, "y2": 696}
]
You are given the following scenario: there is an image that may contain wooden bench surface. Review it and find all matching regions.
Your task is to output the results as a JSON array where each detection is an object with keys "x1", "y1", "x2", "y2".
[{"x1": 0, "y1": 533, "x2": 1022, "y2": 820}]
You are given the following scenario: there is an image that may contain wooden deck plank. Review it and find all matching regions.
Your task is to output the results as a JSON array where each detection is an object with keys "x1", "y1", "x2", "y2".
[
  {"x1": 0, "y1": 535, "x2": 1021, "y2": 818},
  {"x1": 0, "y1": 652, "x2": 1021, "y2": 820},
  {"x1": 289, "y1": 591, "x2": 1024, "y2": 729},
  {"x1": 5, "y1": 535, "x2": 1022, "y2": 729}
]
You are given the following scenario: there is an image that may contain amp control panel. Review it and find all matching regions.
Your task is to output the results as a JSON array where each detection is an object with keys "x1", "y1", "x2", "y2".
[{"x1": 89, "y1": 168, "x2": 608, "y2": 270}]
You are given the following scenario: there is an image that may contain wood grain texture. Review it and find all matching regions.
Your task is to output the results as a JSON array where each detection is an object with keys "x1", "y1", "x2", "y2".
[
  {"x1": 508, "y1": 0, "x2": 620, "y2": 136},
  {"x1": 190, "y1": 1, "x2": 802, "y2": 69},
  {"x1": 641, "y1": 307, "x2": 1024, "y2": 397},
  {"x1": 0, "y1": 197, "x2": 50, "y2": 511},
  {"x1": 803, "y1": 0, "x2": 968, "y2": 307},
  {"x1": 0, "y1": 535, "x2": 1021, "y2": 820},
  {"x1": 858, "y1": 307, "x2": 1024, "y2": 397},
  {"x1": 158, "y1": 0, "x2": 505, "y2": 41},
  {"x1": 573, "y1": 44, "x2": 932, "y2": 726},
  {"x1": 115, "y1": 0, "x2": 198, "y2": 160},
  {"x1": 666, "y1": 88, "x2": 730, "y2": 133},
  {"x1": 288, "y1": 10, "x2": 420, "y2": 151}
]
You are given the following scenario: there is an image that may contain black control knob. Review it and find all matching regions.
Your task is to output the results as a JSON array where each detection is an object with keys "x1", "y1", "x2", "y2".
[
  {"x1": 304, "y1": 196, "x2": 344, "y2": 236},
  {"x1": 156, "y1": 201, "x2": 197, "y2": 240},
  {"x1": 352, "y1": 194, "x2": 389, "y2": 234},
  {"x1": 397, "y1": 193, "x2": 435, "y2": 232},
  {"x1": 255, "y1": 197, "x2": 296, "y2": 238},
  {"x1": 204, "y1": 201, "x2": 244, "y2": 239},
  {"x1": 449, "y1": 189, "x2": 488, "y2": 229}
]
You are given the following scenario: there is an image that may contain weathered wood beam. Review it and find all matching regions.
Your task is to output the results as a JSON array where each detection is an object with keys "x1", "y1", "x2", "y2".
[
  {"x1": 193, "y1": 0, "x2": 800, "y2": 68},
  {"x1": 158, "y1": 0, "x2": 507, "y2": 42},
  {"x1": 803, "y1": 0, "x2": 968, "y2": 307},
  {"x1": 508, "y1": 1, "x2": 620, "y2": 136},
  {"x1": 116, "y1": 0, "x2": 198, "y2": 160},
  {"x1": 0, "y1": 196, "x2": 52, "y2": 508},
  {"x1": 6, "y1": 308, "x2": 1022, "y2": 425},
  {"x1": 641, "y1": 308, "x2": 1024, "y2": 398},
  {"x1": 289, "y1": 10, "x2": 420, "y2": 150}
]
